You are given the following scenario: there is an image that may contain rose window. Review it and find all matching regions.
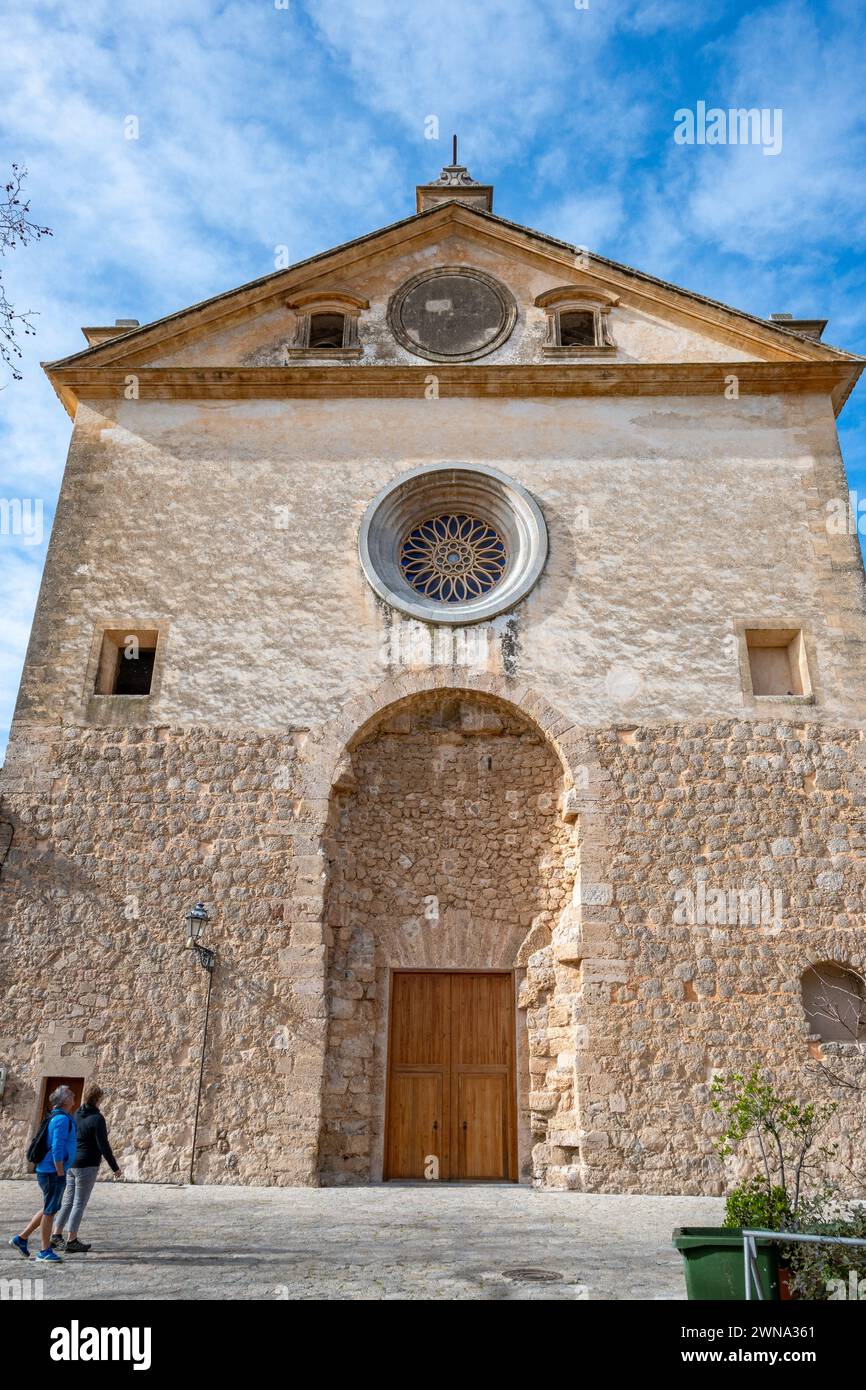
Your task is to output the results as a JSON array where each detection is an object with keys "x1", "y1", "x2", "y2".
[
  {"x1": 400, "y1": 514, "x2": 507, "y2": 603},
  {"x1": 359, "y1": 464, "x2": 548, "y2": 625}
]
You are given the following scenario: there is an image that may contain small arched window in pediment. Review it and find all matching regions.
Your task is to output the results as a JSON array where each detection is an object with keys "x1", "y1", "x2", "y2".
[
  {"x1": 558, "y1": 310, "x2": 596, "y2": 347},
  {"x1": 535, "y1": 285, "x2": 619, "y2": 354},
  {"x1": 284, "y1": 290, "x2": 369, "y2": 359}
]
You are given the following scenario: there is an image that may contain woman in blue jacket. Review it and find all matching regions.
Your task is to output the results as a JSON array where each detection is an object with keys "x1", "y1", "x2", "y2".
[{"x1": 9, "y1": 1084, "x2": 77, "y2": 1263}]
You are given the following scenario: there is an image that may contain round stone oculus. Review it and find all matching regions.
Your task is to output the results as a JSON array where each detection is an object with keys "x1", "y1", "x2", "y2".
[{"x1": 388, "y1": 267, "x2": 517, "y2": 362}]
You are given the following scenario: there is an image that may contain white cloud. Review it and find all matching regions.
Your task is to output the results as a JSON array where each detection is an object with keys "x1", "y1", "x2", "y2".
[
  {"x1": 534, "y1": 190, "x2": 626, "y2": 256},
  {"x1": 668, "y1": 2, "x2": 866, "y2": 263}
]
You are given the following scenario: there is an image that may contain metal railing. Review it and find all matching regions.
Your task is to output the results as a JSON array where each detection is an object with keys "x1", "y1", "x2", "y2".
[{"x1": 742, "y1": 1228, "x2": 866, "y2": 1300}]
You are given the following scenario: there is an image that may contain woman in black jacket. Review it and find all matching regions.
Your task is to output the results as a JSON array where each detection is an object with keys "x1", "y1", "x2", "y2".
[{"x1": 52, "y1": 1084, "x2": 122, "y2": 1253}]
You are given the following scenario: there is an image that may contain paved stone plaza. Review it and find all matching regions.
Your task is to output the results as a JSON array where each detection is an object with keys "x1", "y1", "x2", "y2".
[{"x1": 0, "y1": 1181, "x2": 721, "y2": 1300}]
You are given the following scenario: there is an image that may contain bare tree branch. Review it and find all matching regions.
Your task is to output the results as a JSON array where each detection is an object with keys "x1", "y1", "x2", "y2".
[{"x1": 0, "y1": 164, "x2": 52, "y2": 382}]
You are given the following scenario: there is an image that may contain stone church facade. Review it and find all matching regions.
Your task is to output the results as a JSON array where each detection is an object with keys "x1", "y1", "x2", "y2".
[{"x1": 1, "y1": 159, "x2": 864, "y2": 1191}]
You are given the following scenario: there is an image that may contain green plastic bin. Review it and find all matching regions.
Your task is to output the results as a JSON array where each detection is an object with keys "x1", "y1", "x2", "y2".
[{"x1": 672, "y1": 1227, "x2": 780, "y2": 1301}]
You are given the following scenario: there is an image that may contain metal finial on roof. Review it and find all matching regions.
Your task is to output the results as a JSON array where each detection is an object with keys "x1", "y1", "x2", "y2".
[
  {"x1": 433, "y1": 136, "x2": 480, "y2": 190},
  {"x1": 416, "y1": 138, "x2": 493, "y2": 212}
]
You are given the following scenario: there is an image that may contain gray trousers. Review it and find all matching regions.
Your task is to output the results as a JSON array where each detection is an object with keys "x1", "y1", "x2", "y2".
[{"x1": 53, "y1": 1166, "x2": 98, "y2": 1235}]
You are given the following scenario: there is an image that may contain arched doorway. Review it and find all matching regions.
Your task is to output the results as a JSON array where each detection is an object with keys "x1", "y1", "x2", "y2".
[{"x1": 317, "y1": 689, "x2": 575, "y2": 1184}]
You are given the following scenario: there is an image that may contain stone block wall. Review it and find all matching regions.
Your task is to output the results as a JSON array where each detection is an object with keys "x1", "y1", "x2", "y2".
[
  {"x1": 0, "y1": 701, "x2": 864, "y2": 1194},
  {"x1": 0, "y1": 722, "x2": 320, "y2": 1186},
  {"x1": 531, "y1": 719, "x2": 866, "y2": 1193}
]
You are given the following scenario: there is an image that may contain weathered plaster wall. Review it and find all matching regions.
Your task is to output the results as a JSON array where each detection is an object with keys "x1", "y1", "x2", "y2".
[{"x1": 10, "y1": 389, "x2": 865, "y2": 748}]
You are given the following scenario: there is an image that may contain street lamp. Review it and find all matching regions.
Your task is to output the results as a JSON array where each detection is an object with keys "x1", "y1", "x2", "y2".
[
  {"x1": 183, "y1": 900, "x2": 214, "y2": 967},
  {"x1": 185, "y1": 901, "x2": 215, "y2": 972},
  {"x1": 184, "y1": 901, "x2": 216, "y2": 1185}
]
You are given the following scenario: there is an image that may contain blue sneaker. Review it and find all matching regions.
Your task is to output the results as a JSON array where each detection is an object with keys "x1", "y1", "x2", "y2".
[
  {"x1": 36, "y1": 1248, "x2": 62, "y2": 1263},
  {"x1": 9, "y1": 1235, "x2": 29, "y2": 1259}
]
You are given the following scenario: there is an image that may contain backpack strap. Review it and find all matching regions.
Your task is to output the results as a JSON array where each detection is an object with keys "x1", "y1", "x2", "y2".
[{"x1": 49, "y1": 1107, "x2": 75, "y2": 1140}]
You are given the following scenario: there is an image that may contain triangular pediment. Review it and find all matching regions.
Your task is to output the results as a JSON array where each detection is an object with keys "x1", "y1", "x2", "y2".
[{"x1": 44, "y1": 201, "x2": 862, "y2": 414}]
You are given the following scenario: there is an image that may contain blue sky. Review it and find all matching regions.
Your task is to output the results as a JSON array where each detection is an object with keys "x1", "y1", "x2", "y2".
[{"x1": 1, "y1": 0, "x2": 865, "y2": 759}]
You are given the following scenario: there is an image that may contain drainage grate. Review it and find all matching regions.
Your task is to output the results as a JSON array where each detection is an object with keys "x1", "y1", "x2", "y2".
[{"x1": 502, "y1": 1267, "x2": 564, "y2": 1283}]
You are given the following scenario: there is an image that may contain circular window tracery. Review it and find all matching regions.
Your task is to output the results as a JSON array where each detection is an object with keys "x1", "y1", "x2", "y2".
[
  {"x1": 359, "y1": 464, "x2": 548, "y2": 626},
  {"x1": 400, "y1": 514, "x2": 507, "y2": 603}
]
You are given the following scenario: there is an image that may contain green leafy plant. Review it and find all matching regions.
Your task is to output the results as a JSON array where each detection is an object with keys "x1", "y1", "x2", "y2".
[
  {"x1": 709, "y1": 1072, "x2": 866, "y2": 1298},
  {"x1": 711, "y1": 1068, "x2": 838, "y2": 1219},
  {"x1": 722, "y1": 1177, "x2": 790, "y2": 1230}
]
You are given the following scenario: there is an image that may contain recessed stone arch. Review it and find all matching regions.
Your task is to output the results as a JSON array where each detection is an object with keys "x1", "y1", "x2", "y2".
[
  {"x1": 300, "y1": 668, "x2": 591, "y2": 797},
  {"x1": 801, "y1": 961, "x2": 866, "y2": 1043},
  {"x1": 311, "y1": 680, "x2": 585, "y2": 1185}
]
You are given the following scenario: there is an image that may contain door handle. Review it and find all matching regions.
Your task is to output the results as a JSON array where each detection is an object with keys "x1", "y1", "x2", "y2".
[
  {"x1": 432, "y1": 1120, "x2": 438, "y2": 1131},
  {"x1": 462, "y1": 1120, "x2": 467, "y2": 1131}
]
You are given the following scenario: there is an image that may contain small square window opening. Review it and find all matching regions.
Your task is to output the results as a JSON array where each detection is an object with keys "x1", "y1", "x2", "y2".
[
  {"x1": 745, "y1": 628, "x2": 811, "y2": 697},
  {"x1": 94, "y1": 629, "x2": 158, "y2": 696}
]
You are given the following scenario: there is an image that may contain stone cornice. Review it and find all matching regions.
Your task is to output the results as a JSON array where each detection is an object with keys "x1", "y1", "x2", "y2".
[{"x1": 45, "y1": 360, "x2": 862, "y2": 418}]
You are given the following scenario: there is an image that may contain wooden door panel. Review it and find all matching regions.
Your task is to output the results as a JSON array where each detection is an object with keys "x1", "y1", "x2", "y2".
[
  {"x1": 40, "y1": 1076, "x2": 84, "y2": 1121},
  {"x1": 451, "y1": 973, "x2": 511, "y2": 1066},
  {"x1": 385, "y1": 972, "x2": 515, "y2": 1182},
  {"x1": 386, "y1": 1071, "x2": 443, "y2": 1179},
  {"x1": 456, "y1": 1074, "x2": 508, "y2": 1180},
  {"x1": 390, "y1": 971, "x2": 450, "y2": 1066}
]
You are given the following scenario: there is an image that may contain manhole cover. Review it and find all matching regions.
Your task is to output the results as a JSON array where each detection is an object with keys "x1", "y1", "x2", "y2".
[{"x1": 502, "y1": 1267, "x2": 564, "y2": 1283}]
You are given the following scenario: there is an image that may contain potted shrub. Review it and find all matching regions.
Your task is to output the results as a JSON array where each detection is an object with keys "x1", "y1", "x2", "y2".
[{"x1": 673, "y1": 1069, "x2": 837, "y2": 1300}]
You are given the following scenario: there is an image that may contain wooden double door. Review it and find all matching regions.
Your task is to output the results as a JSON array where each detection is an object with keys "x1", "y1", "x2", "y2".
[{"x1": 384, "y1": 971, "x2": 517, "y2": 1182}]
